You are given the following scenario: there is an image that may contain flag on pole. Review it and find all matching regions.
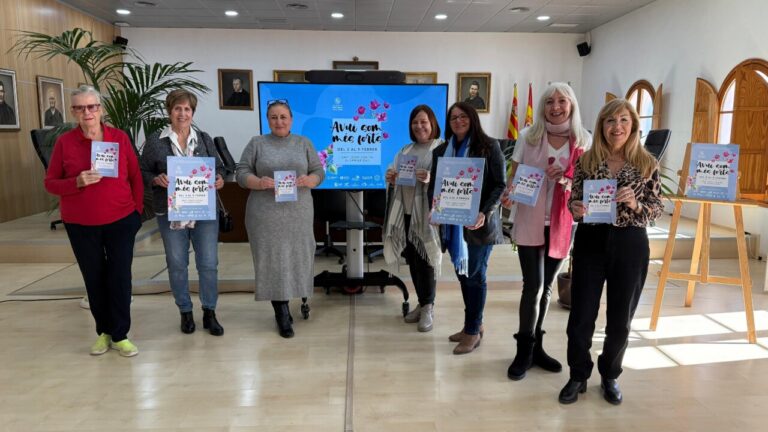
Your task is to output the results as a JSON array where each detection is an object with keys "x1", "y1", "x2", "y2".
[
  {"x1": 524, "y1": 83, "x2": 533, "y2": 127},
  {"x1": 507, "y1": 83, "x2": 519, "y2": 140}
]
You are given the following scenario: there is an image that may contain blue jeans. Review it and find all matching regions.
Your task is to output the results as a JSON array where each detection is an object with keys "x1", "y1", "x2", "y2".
[
  {"x1": 156, "y1": 214, "x2": 219, "y2": 312},
  {"x1": 456, "y1": 244, "x2": 494, "y2": 335}
]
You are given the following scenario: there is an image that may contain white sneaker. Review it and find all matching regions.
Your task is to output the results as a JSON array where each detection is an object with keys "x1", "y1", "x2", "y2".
[
  {"x1": 418, "y1": 304, "x2": 434, "y2": 332},
  {"x1": 404, "y1": 304, "x2": 421, "y2": 323}
]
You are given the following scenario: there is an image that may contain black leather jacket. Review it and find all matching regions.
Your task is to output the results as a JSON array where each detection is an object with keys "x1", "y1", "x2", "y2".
[{"x1": 428, "y1": 138, "x2": 506, "y2": 247}]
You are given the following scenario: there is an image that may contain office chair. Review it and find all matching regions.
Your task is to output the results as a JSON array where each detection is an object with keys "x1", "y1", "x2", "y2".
[
  {"x1": 644, "y1": 129, "x2": 671, "y2": 160},
  {"x1": 30, "y1": 128, "x2": 63, "y2": 230},
  {"x1": 213, "y1": 136, "x2": 237, "y2": 180}
]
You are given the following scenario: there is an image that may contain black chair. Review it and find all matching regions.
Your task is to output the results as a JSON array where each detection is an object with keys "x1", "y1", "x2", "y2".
[
  {"x1": 213, "y1": 136, "x2": 237, "y2": 180},
  {"x1": 30, "y1": 128, "x2": 63, "y2": 230},
  {"x1": 644, "y1": 129, "x2": 671, "y2": 160}
]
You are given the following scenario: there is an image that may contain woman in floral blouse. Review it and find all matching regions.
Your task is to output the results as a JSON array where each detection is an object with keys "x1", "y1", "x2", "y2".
[{"x1": 558, "y1": 99, "x2": 662, "y2": 406}]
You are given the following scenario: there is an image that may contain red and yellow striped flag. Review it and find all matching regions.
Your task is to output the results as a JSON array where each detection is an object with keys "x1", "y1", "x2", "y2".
[
  {"x1": 507, "y1": 83, "x2": 519, "y2": 140},
  {"x1": 524, "y1": 83, "x2": 533, "y2": 127}
]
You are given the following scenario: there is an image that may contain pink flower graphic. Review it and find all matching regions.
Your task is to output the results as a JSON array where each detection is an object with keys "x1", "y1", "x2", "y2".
[
  {"x1": 357, "y1": 106, "x2": 366, "y2": 115},
  {"x1": 376, "y1": 112, "x2": 387, "y2": 122},
  {"x1": 723, "y1": 151, "x2": 730, "y2": 157},
  {"x1": 468, "y1": 167, "x2": 474, "y2": 173},
  {"x1": 191, "y1": 169, "x2": 197, "y2": 175},
  {"x1": 353, "y1": 115, "x2": 359, "y2": 121},
  {"x1": 714, "y1": 154, "x2": 720, "y2": 160},
  {"x1": 370, "y1": 100, "x2": 381, "y2": 110},
  {"x1": 472, "y1": 174, "x2": 478, "y2": 180},
  {"x1": 383, "y1": 102, "x2": 390, "y2": 109},
  {"x1": 382, "y1": 132, "x2": 390, "y2": 139},
  {"x1": 200, "y1": 165, "x2": 207, "y2": 171},
  {"x1": 473, "y1": 187, "x2": 479, "y2": 192},
  {"x1": 459, "y1": 170, "x2": 465, "y2": 176}
]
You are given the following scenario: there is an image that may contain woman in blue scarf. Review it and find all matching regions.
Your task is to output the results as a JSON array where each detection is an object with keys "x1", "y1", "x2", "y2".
[{"x1": 428, "y1": 102, "x2": 506, "y2": 355}]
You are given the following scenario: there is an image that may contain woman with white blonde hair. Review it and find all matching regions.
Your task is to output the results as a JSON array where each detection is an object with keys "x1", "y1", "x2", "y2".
[{"x1": 501, "y1": 82, "x2": 591, "y2": 380}]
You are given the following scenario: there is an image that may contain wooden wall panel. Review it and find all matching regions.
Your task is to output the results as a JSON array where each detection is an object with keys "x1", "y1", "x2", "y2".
[{"x1": 0, "y1": 0, "x2": 116, "y2": 222}]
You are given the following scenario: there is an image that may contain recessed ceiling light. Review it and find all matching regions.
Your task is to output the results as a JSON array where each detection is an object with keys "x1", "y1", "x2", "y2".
[
  {"x1": 116, "y1": 9, "x2": 131, "y2": 15},
  {"x1": 537, "y1": 15, "x2": 550, "y2": 21},
  {"x1": 550, "y1": 23, "x2": 578, "y2": 28},
  {"x1": 286, "y1": 3, "x2": 309, "y2": 10},
  {"x1": 114, "y1": 21, "x2": 131, "y2": 27},
  {"x1": 133, "y1": 1, "x2": 156, "y2": 7},
  {"x1": 331, "y1": 12, "x2": 344, "y2": 19},
  {"x1": 225, "y1": 10, "x2": 238, "y2": 17},
  {"x1": 435, "y1": 14, "x2": 448, "y2": 20},
  {"x1": 508, "y1": 7, "x2": 530, "y2": 13}
]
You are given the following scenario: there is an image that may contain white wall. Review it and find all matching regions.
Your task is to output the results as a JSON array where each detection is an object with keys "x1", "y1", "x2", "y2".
[
  {"x1": 581, "y1": 0, "x2": 768, "y2": 257},
  {"x1": 122, "y1": 28, "x2": 583, "y2": 158}
]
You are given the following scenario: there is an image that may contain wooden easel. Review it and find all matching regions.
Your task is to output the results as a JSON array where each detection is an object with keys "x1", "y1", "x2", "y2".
[{"x1": 650, "y1": 143, "x2": 757, "y2": 343}]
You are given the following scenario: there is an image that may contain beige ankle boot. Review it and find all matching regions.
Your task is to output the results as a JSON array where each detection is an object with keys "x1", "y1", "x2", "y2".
[
  {"x1": 417, "y1": 304, "x2": 434, "y2": 332},
  {"x1": 404, "y1": 304, "x2": 421, "y2": 323},
  {"x1": 453, "y1": 333, "x2": 482, "y2": 355}
]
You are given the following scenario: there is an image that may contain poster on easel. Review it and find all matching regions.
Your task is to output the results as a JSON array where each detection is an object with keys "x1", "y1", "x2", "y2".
[
  {"x1": 430, "y1": 157, "x2": 485, "y2": 226},
  {"x1": 686, "y1": 143, "x2": 739, "y2": 202},
  {"x1": 167, "y1": 156, "x2": 217, "y2": 221}
]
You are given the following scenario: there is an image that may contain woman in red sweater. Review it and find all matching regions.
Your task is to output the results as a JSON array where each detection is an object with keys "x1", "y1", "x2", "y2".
[{"x1": 44, "y1": 85, "x2": 144, "y2": 357}]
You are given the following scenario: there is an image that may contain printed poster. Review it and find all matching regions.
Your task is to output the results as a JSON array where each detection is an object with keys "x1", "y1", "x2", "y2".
[
  {"x1": 430, "y1": 157, "x2": 485, "y2": 226},
  {"x1": 395, "y1": 154, "x2": 418, "y2": 187},
  {"x1": 167, "y1": 156, "x2": 216, "y2": 221},
  {"x1": 583, "y1": 179, "x2": 616, "y2": 224},
  {"x1": 91, "y1": 141, "x2": 119, "y2": 177},
  {"x1": 275, "y1": 170, "x2": 298, "y2": 202},
  {"x1": 686, "y1": 143, "x2": 739, "y2": 202},
  {"x1": 511, "y1": 164, "x2": 545, "y2": 207}
]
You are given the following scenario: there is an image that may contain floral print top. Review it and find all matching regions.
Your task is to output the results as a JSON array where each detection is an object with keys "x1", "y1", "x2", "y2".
[{"x1": 569, "y1": 158, "x2": 663, "y2": 227}]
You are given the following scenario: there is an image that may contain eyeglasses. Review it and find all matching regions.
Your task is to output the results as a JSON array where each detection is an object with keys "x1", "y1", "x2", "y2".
[
  {"x1": 71, "y1": 104, "x2": 101, "y2": 113},
  {"x1": 267, "y1": 99, "x2": 289, "y2": 107},
  {"x1": 449, "y1": 114, "x2": 469, "y2": 122}
]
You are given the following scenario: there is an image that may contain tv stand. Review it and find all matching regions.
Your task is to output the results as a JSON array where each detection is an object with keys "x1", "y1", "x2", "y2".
[{"x1": 313, "y1": 191, "x2": 410, "y2": 316}]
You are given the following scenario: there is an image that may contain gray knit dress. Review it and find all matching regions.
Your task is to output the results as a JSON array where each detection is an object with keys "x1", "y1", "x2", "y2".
[{"x1": 235, "y1": 134, "x2": 325, "y2": 301}]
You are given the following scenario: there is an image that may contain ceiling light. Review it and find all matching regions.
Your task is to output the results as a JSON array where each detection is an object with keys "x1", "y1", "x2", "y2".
[
  {"x1": 286, "y1": 3, "x2": 309, "y2": 10},
  {"x1": 114, "y1": 21, "x2": 131, "y2": 27},
  {"x1": 225, "y1": 10, "x2": 238, "y2": 17},
  {"x1": 550, "y1": 23, "x2": 578, "y2": 27},
  {"x1": 116, "y1": 9, "x2": 131, "y2": 15},
  {"x1": 537, "y1": 15, "x2": 550, "y2": 21},
  {"x1": 508, "y1": 7, "x2": 529, "y2": 13},
  {"x1": 134, "y1": 1, "x2": 156, "y2": 6},
  {"x1": 331, "y1": 12, "x2": 344, "y2": 19},
  {"x1": 435, "y1": 14, "x2": 448, "y2": 20}
]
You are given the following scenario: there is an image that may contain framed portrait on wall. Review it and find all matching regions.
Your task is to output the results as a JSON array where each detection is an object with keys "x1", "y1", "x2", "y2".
[
  {"x1": 0, "y1": 69, "x2": 20, "y2": 130},
  {"x1": 332, "y1": 60, "x2": 379, "y2": 70},
  {"x1": 457, "y1": 72, "x2": 491, "y2": 113},
  {"x1": 273, "y1": 70, "x2": 307, "y2": 82},
  {"x1": 37, "y1": 76, "x2": 66, "y2": 128},
  {"x1": 405, "y1": 72, "x2": 438, "y2": 84},
  {"x1": 218, "y1": 69, "x2": 253, "y2": 110}
]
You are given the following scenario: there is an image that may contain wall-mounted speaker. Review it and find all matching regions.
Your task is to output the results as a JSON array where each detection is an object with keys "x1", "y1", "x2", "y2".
[
  {"x1": 305, "y1": 70, "x2": 405, "y2": 84},
  {"x1": 113, "y1": 36, "x2": 129, "y2": 46},
  {"x1": 577, "y1": 42, "x2": 591, "y2": 57}
]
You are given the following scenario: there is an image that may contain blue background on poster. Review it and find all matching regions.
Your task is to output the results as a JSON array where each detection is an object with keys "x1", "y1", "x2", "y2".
[
  {"x1": 686, "y1": 143, "x2": 739, "y2": 202},
  {"x1": 583, "y1": 179, "x2": 617, "y2": 224},
  {"x1": 430, "y1": 157, "x2": 485, "y2": 226},
  {"x1": 167, "y1": 156, "x2": 217, "y2": 221},
  {"x1": 258, "y1": 83, "x2": 448, "y2": 190},
  {"x1": 512, "y1": 164, "x2": 545, "y2": 207}
]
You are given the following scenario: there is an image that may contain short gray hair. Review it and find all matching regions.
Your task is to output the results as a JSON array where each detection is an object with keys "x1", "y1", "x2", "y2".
[{"x1": 71, "y1": 85, "x2": 102, "y2": 104}]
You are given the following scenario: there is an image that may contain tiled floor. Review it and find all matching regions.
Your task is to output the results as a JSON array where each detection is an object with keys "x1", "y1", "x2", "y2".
[{"x1": 1, "y1": 213, "x2": 768, "y2": 431}]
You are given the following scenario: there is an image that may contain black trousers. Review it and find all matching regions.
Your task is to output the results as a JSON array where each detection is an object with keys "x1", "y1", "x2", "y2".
[
  {"x1": 517, "y1": 226, "x2": 568, "y2": 337},
  {"x1": 65, "y1": 211, "x2": 141, "y2": 342},
  {"x1": 403, "y1": 214, "x2": 436, "y2": 306},
  {"x1": 566, "y1": 224, "x2": 649, "y2": 381}
]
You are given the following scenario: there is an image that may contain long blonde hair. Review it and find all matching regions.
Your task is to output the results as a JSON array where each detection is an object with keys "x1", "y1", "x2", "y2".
[
  {"x1": 580, "y1": 99, "x2": 657, "y2": 178},
  {"x1": 524, "y1": 82, "x2": 590, "y2": 149}
]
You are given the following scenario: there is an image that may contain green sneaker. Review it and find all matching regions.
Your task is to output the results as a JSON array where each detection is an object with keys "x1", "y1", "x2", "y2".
[
  {"x1": 90, "y1": 333, "x2": 111, "y2": 356},
  {"x1": 110, "y1": 339, "x2": 139, "y2": 357}
]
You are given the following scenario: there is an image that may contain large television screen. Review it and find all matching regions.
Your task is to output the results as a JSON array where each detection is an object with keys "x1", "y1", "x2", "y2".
[{"x1": 257, "y1": 82, "x2": 448, "y2": 190}]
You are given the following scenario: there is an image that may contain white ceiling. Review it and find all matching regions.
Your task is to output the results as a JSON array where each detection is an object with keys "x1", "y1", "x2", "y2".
[{"x1": 59, "y1": 0, "x2": 655, "y2": 33}]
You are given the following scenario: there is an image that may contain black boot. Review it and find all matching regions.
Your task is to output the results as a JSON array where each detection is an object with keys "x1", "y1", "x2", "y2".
[
  {"x1": 533, "y1": 330, "x2": 562, "y2": 372},
  {"x1": 180, "y1": 311, "x2": 195, "y2": 334},
  {"x1": 202, "y1": 308, "x2": 224, "y2": 336},
  {"x1": 558, "y1": 379, "x2": 587, "y2": 404},
  {"x1": 601, "y1": 378, "x2": 623, "y2": 405},
  {"x1": 507, "y1": 333, "x2": 536, "y2": 380},
  {"x1": 272, "y1": 301, "x2": 294, "y2": 338}
]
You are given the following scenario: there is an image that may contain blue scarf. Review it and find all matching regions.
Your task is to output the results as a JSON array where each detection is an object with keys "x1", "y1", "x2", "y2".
[{"x1": 442, "y1": 136, "x2": 470, "y2": 276}]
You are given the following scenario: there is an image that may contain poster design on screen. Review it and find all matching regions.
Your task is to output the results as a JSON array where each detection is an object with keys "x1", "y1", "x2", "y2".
[
  {"x1": 167, "y1": 156, "x2": 217, "y2": 221},
  {"x1": 686, "y1": 143, "x2": 739, "y2": 202},
  {"x1": 274, "y1": 170, "x2": 298, "y2": 202},
  {"x1": 431, "y1": 157, "x2": 485, "y2": 226},
  {"x1": 511, "y1": 164, "x2": 544, "y2": 207},
  {"x1": 395, "y1": 154, "x2": 418, "y2": 187},
  {"x1": 91, "y1": 141, "x2": 119, "y2": 177},
  {"x1": 327, "y1": 99, "x2": 390, "y2": 169},
  {"x1": 584, "y1": 179, "x2": 616, "y2": 224}
]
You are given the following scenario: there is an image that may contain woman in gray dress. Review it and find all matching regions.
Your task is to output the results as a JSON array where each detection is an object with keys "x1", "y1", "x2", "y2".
[{"x1": 236, "y1": 100, "x2": 324, "y2": 338}]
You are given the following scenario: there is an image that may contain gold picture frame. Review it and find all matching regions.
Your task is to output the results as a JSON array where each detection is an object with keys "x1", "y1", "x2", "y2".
[
  {"x1": 218, "y1": 69, "x2": 253, "y2": 110},
  {"x1": 0, "y1": 68, "x2": 20, "y2": 130},
  {"x1": 273, "y1": 70, "x2": 307, "y2": 83},
  {"x1": 332, "y1": 60, "x2": 379, "y2": 70},
  {"x1": 404, "y1": 72, "x2": 438, "y2": 84},
  {"x1": 457, "y1": 72, "x2": 491, "y2": 113}
]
